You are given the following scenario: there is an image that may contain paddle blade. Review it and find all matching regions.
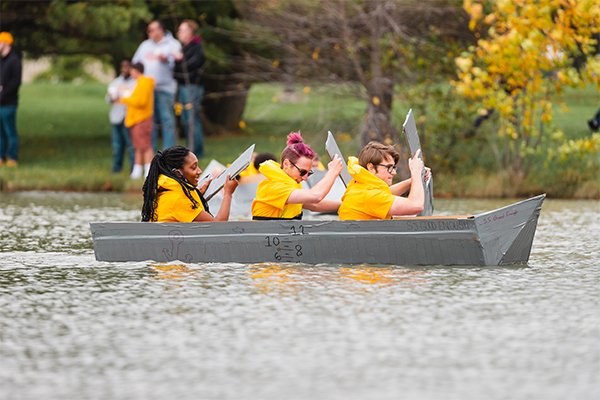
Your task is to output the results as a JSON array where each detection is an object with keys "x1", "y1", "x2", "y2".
[
  {"x1": 402, "y1": 108, "x2": 422, "y2": 158},
  {"x1": 402, "y1": 109, "x2": 434, "y2": 215},
  {"x1": 204, "y1": 144, "x2": 255, "y2": 201},
  {"x1": 325, "y1": 130, "x2": 352, "y2": 187}
]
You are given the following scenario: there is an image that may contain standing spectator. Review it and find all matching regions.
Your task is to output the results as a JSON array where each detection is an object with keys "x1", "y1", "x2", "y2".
[
  {"x1": 588, "y1": 108, "x2": 600, "y2": 132},
  {"x1": 119, "y1": 63, "x2": 155, "y2": 179},
  {"x1": 132, "y1": 20, "x2": 181, "y2": 151},
  {"x1": 174, "y1": 19, "x2": 205, "y2": 158},
  {"x1": 0, "y1": 32, "x2": 22, "y2": 167},
  {"x1": 106, "y1": 60, "x2": 136, "y2": 173}
]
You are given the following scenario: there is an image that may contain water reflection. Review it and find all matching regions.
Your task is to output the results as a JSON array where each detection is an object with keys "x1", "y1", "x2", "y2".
[
  {"x1": 247, "y1": 263, "x2": 430, "y2": 296},
  {"x1": 247, "y1": 263, "x2": 299, "y2": 295},
  {"x1": 339, "y1": 266, "x2": 428, "y2": 286},
  {"x1": 0, "y1": 193, "x2": 598, "y2": 400},
  {"x1": 151, "y1": 263, "x2": 197, "y2": 280}
]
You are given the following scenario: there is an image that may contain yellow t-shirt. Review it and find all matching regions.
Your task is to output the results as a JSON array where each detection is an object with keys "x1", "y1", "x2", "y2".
[
  {"x1": 121, "y1": 75, "x2": 155, "y2": 128},
  {"x1": 239, "y1": 162, "x2": 258, "y2": 178},
  {"x1": 338, "y1": 157, "x2": 395, "y2": 220},
  {"x1": 251, "y1": 160, "x2": 303, "y2": 219},
  {"x1": 155, "y1": 175, "x2": 204, "y2": 222}
]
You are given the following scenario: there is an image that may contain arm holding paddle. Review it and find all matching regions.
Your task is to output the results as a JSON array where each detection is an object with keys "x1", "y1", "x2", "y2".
[
  {"x1": 303, "y1": 198, "x2": 341, "y2": 213},
  {"x1": 287, "y1": 155, "x2": 343, "y2": 205},
  {"x1": 197, "y1": 176, "x2": 212, "y2": 195},
  {"x1": 194, "y1": 175, "x2": 238, "y2": 222},
  {"x1": 389, "y1": 150, "x2": 425, "y2": 216},
  {"x1": 390, "y1": 166, "x2": 431, "y2": 196}
]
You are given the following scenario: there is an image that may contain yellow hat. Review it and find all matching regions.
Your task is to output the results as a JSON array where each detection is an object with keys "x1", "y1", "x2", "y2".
[{"x1": 0, "y1": 32, "x2": 14, "y2": 45}]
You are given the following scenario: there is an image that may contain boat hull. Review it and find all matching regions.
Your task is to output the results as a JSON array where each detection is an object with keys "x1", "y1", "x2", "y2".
[{"x1": 90, "y1": 195, "x2": 545, "y2": 266}]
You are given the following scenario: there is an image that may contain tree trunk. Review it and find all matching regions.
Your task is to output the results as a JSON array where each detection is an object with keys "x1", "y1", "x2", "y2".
[
  {"x1": 202, "y1": 76, "x2": 250, "y2": 135},
  {"x1": 361, "y1": 77, "x2": 396, "y2": 146},
  {"x1": 360, "y1": 77, "x2": 409, "y2": 176}
]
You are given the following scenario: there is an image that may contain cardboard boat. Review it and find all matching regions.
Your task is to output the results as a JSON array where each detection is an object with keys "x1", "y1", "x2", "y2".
[{"x1": 90, "y1": 194, "x2": 545, "y2": 266}]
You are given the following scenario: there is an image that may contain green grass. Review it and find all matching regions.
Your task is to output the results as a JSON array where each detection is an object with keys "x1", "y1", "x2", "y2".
[
  {"x1": 0, "y1": 81, "x2": 598, "y2": 198},
  {"x1": 553, "y1": 85, "x2": 600, "y2": 140},
  {"x1": 1, "y1": 82, "x2": 367, "y2": 192}
]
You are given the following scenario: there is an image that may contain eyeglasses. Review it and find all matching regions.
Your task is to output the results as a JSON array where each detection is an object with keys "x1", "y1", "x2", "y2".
[
  {"x1": 290, "y1": 161, "x2": 314, "y2": 177},
  {"x1": 375, "y1": 163, "x2": 396, "y2": 174}
]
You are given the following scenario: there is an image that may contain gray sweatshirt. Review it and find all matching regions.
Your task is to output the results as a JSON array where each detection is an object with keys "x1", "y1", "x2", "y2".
[{"x1": 132, "y1": 32, "x2": 182, "y2": 94}]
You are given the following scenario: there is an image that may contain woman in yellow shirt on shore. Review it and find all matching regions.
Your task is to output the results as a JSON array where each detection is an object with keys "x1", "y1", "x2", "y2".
[
  {"x1": 119, "y1": 62, "x2": 154, "y2": 179},
  {"x1": 251, "y1": 132, "x2": 343, "y2": 220},
  {"x1": 141, "y1": 145, "x2": 238, "y2": 222},
  {"x1": 338, "y1": 141, "x2": 428, "y2": 220}
]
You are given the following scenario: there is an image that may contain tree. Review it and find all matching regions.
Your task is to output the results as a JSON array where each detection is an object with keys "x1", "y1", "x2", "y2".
[
  {"x1": 454, "y1": 0, "x2": 600, "y2": 182},
  {"x1": 0, "y1": 0, "x2": 151, "y2": 72},
  {"x1": 0, "y1": 0, "x2": 265, "y2": 134},
  {"x1": 144, "y1": 0, "x2": 272, "y2": 133},
  {"x1": 237, "y1": 0, "x2": 470, "y2": 146}
]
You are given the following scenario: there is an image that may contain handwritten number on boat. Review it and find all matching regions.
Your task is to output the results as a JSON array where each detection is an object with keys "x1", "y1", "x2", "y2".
[
  {"x1": 290, "y1": 225, "x2": 305, "y2": 235},
  {"x1": 295, "y1": 245, "x2": 302, "y2": 257},
  {"x1": 265, "y1": 236, "x2": 280, "y2": 247}
]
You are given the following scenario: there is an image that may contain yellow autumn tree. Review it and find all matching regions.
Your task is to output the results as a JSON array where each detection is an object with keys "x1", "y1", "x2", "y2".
[{"x1": 454, "y1": 0, "x2": 600, "y2": 181}]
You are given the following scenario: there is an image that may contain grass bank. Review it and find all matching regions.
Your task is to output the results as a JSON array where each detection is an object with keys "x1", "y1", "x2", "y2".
[{"x1": 0, "y1": 82, "x2": 598, "y2": 198}]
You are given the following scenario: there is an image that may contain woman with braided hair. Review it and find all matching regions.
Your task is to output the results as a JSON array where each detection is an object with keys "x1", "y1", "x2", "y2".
[
  {"x1": 251, "y1": 132, "x2": 343, "y2": 220},
  {"x1": 142, "y1": 145, "x2": 238, "y2": 222}
]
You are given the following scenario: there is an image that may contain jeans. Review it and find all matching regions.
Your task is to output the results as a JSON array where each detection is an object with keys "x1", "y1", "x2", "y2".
[
  {"x1": 0, "y1": 105, "x2": 19, "y2": 161},
  {"x1": 152, "y1": 90, "x2": 176, "y2": 151},
  {"x1": 111, "y1": 122, "x2": 134, "y2": 172},
  {"x1": 178, "y1": 84, "x2": 205, "y2": 157}
]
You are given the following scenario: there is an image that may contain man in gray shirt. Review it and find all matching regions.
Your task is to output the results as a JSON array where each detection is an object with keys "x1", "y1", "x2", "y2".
[{"x1": 132, "y1": 20, "x2": 181, "y2": 151}]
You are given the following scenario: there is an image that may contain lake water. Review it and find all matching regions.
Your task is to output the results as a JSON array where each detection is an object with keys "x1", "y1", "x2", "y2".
[{"x1": 0, "y1": 192, "x2": 598, "y2": 400}]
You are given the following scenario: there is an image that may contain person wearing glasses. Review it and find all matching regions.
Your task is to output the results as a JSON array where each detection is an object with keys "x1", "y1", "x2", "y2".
[
  {"x1": 251, "y1": 132, "x2": 343, "y2": 220},
  {"x1": 338, "y1": 141, "x2": 428, "y2": 220}
]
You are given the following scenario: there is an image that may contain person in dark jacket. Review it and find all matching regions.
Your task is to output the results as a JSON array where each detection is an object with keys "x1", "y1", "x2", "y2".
[
  {"x1": 0, "y1": 32, "x2": 22, "y2": 167},
  {"x1": 588, "y1": 108, "x2": 600, "y2": 132},
  {"x1": 174, "y1": 19, "x2": 205, "y2": 158}
]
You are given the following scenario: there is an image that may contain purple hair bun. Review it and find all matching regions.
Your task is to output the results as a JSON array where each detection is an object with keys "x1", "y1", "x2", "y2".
[
  {"x1": 284, "y1": 131, "x2": 315, "y2": 159},
  {"x1": 287, "y1": 132, "x2": 304, "y2": 146}
]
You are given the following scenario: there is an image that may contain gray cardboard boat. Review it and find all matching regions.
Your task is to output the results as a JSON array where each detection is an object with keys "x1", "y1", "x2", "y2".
[{"x1": 90, "y1": 194, "x2": 545, "y2": 266}]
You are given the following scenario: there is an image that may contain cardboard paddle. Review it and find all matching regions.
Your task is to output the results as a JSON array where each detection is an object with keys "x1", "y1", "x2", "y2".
[
  {"x1": 402, "y1": 109, "x2": 434, "y2": 216},
  {"x1": 325, "y1": 131, "x2": 352, "y2": 187},
  {"x1": 201, "y1": 144, "x2": 255, "y2": 201}
]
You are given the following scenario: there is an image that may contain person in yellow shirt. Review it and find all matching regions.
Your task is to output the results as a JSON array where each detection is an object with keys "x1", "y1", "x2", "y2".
[
  {"x1": 119, "y1": 62, "x2": 154, "y2": 179},
  {"x1": 338, "y1": 141, "x2": 429, "y2": 220},
  {"x1": 141, "y1": 145, "x2": 238, "y2": 222},
  {"x1": 238, "y1": 152, "x2": 276, "y2": 184},
  {"x1": 251, "y1": 132, "x2": 343, "y2": 220}
]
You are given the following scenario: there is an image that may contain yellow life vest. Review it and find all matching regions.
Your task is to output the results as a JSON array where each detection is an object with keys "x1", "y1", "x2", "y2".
[
  {"x1": 155, "y1": 175, "x2": 204, "y2": 222},
  {"x1": 251, "y1": 160, "x2": 303, "y2": 219},
  {"x1": 338, "y1": 157, "x2": 395, "y2": 220}
]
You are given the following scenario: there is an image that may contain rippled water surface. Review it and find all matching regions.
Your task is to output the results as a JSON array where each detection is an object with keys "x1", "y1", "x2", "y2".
[{"x1": 1, "y1": 192, "x2": 598, "y2": 400}]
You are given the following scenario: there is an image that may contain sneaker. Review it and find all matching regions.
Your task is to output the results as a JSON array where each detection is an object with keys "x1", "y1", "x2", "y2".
[
  {"x1": 130, "y1": 164, "x2": 143, "y2": 179},
  {"x1": 6, "y1": 159, "x2": 18, "y2": 167}
]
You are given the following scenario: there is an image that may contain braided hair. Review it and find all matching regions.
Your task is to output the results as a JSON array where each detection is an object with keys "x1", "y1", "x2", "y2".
[{"x1": 141, "y1": 145, "x2": 207, "y2": 222}]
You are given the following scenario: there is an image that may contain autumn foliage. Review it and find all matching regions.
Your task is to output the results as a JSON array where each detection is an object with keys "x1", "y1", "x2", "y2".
[{"x1": 454, "y1": 0, "x2": 600, "y2": 179}]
